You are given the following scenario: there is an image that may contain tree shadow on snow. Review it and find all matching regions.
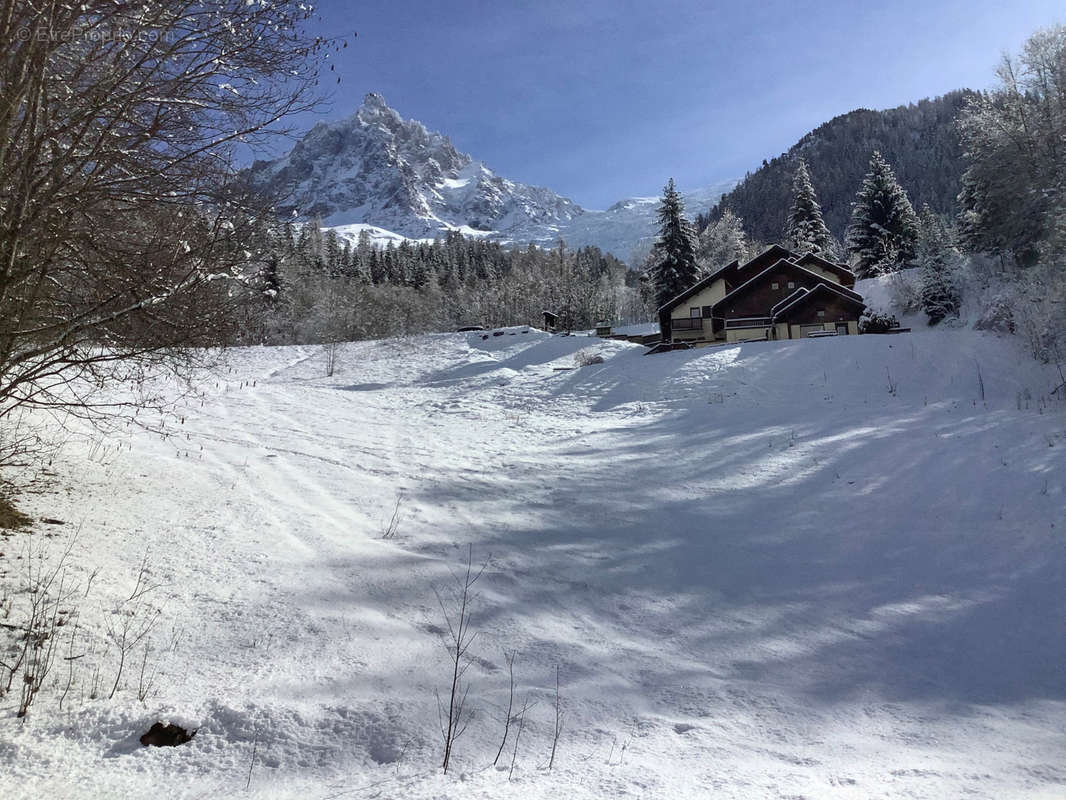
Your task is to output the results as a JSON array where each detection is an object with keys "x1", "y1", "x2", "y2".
[{"x1": 388, "y1": 384, "x2": 1066, "y2": 711}]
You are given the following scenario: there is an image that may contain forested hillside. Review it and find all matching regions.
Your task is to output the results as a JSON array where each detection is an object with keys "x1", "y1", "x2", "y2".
[{"x1": 699, "y1": 91, "x2": 975, "y2": 242}]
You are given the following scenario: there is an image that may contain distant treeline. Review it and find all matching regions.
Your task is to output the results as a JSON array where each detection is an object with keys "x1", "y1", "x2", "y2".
[{"x1": 242, "y1": 225, "x2": 646, "y2": 345}]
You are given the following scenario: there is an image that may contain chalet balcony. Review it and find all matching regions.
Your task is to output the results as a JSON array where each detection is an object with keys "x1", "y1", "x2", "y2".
[
  {"x1": 671, "y1": 317, "x2": 703, "y2": 331},
  {"x1": 724, "y1": 317, "x2": 772, "y2": 329}
]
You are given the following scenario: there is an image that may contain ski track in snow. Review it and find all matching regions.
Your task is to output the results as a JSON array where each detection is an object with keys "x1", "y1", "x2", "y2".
[{"x1": 2, "y1": 327, "x2": 1065, "y2": 799}]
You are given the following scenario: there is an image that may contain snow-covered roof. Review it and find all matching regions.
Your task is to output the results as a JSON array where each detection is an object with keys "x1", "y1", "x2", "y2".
[
  {"x1": 714, "y1": 258, "x2": 863, "y2": 311},
  {"x1": 770, "y1": 287, "x2": 809, "y2": 316},
  {"x1": 656, "y1": 259, "x2": 739, "y2": 313},
  {"x1": 658, "y1": 246, "x2": 859, "y2": 316},
  {"x1": 771, "y1": 281, "x2": 866, "y2": 321},
  {"x1": 796, "y1": 251, "x2": 856, "y2": 280},
  {"x1": 737, "y1": 244, "x2": 795, "y2": 273}
]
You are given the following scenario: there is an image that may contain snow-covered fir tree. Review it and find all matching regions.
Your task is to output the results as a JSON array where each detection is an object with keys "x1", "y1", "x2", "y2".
[
  {"x1": 916, "y1": 205, "x2": 962, "y2": 325},
  {"x1": 846, "y1": 151, "x2": 920, "y2": 278},
  {"x1": 785, "y1": 159, "x2": 834, "y2": 255},
  {"x1": 649, "y1": 178, "x2": 700, "y2": 309},
  {"x1": 260, "y1": 254, "x2": 282, "y2": 301},
  {"x1": 696, "y1": 208, "x2": 752, "y2": 271}
]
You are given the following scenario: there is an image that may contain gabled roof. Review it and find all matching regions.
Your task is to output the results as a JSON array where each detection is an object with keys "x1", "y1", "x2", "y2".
[
  {"x1": 711, "y1": 258, "x2": 862, "y2": 313},
  {"x1": 656, "y1": 259, "x2": 738, "y2": 313},
  {"x1": 770, "y1": 287, "x2": 809, "y2": 317},
  {"x1": 795, "y1": 252, "x2": 856, "y2": 283},
  {"x1": 656, "y1": 245, "x2": 853, "y2": 315},
  {"x1": 705, "y1": 258, "x2": 740, "y2": 284},
  {"x1": 737, "y1": 244, "x2": 797, "y2": 275},
  {"x1": 771, "y1": 282, "x2": 866, "y2": 321}
]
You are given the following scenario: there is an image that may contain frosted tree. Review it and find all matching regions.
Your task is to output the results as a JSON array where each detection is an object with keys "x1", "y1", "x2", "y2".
[
  {"x1": 252, "y1": 219, "x2": 637, "y2": 343},
  {"x1": 957, "y1": 25, "x2": 1066, "y2": 266},
  {"x1": 916, "y1": 206, "x2": 962, "y2": 324},
  {"x1": 696, "y1": 209, "x2": 751, "y2": 272},
  {"x1": 324, "y1": 230, "x2": 344, "y2": 278},
  {"x1": 649, "y1": 179, "x2": 700, "y2": 309},
  {"x1": 785, "y1": 159, "x2": 833, "y2": 255},
  {"x1": 846, "y1": 152, "x2": 920, "y2": 278}
]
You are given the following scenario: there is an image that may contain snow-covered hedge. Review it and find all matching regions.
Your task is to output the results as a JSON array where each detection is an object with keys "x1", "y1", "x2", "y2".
[{"x1": 858, "y1": 309, "x2": 900, "y2": 334}]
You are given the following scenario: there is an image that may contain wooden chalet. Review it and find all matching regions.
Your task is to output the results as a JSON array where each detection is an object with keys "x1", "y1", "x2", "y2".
[{"x1": 658, "y1": 245, "x2": 864, "y2": 345}]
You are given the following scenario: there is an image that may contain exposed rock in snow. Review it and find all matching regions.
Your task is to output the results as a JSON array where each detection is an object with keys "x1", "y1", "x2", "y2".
[{"x1": 139, "y1": 722, "x2": 196, "y2": 748}]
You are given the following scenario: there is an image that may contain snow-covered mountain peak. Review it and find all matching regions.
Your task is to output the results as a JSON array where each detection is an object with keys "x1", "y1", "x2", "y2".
[
  {"x1": 247, "y1": 93, "x2": 577, "y2": 239},
  {"x1": 248, "y1": 93, "x2": 735, "y2": 262},
  {"x1": 353, "y1": 92, "x2": 406, "y2": 132},
  {"x1": 360, "y1": 90, "x2": 389, "y2": 111}
]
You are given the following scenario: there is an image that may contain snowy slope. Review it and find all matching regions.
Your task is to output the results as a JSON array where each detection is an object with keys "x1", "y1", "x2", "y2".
[
  {"x1": 247, "y1": 93, "x2": 732, "y2": 261},
  {"x1": 2, "y1": 329, "x2": 1065, "y2": 799}
]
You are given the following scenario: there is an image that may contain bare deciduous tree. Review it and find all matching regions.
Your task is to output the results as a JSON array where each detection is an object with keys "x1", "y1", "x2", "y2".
[
  {"x1": 548, "y1": 664, "x2": 564, "y2": 770},
  {"x1": 508, "y1": 696, "x2": 535, "y2": 782},
  {"x1": 380, "y1": 490, "x2": 405, "y2": 540},
  {"x1": 0, "y1": 1, "x2": 343, "y2": 425},
  {"x1": 105, "y1": 601, "x2": 161, "y2": 700},
  {"x1": 0, "y1": 533, "x2": 78, "y2": 716},
  {"x1": 493, "y1": 649, "x2": 517, "y2": 767},
  {"x1": 433, "y1": 544, "x2": 486, "y2": 774}
]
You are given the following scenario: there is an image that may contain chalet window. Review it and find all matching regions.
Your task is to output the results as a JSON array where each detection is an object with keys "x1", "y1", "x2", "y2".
[
  {"x1": 817, "y1": 310, "x2": 825, "y2": 317},
  {"x1": 771, "y1": 282, "x2": 779, "y2": 290},
  {"x1": 690, "y1": 307, "x2": 701, "y2": 318},
  {"x1": 702, "y1": 305, "x2": 712, "y2": 318},
  {"x1": 787, "y1": 281, "x2": 795, "y2": 289}
]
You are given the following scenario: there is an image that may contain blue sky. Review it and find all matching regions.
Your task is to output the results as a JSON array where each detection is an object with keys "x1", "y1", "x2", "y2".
[{"x1": 288, "y1": 0, "x2": 1062, "y2": 209}]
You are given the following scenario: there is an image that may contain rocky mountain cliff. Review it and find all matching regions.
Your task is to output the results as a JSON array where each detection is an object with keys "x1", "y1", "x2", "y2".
[{"x1": 247, "y1": 93, "x2": 731, "y2": 262}]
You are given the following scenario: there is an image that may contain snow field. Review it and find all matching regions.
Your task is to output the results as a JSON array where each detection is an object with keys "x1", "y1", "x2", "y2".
[{"x1": 1, "y1": 325, "x2": 1064, "y2": 799}]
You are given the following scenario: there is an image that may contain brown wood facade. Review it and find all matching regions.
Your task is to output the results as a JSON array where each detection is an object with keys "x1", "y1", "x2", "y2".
[
  {"x1": 714, "y1": 261, "x2": 845, "y2": 319},
  {"x1": 796, "y1": 252, "x2": 857, "y2": 288},
  {"x1": 658, "y1": 245, "x2": 864, "y2": 345},
  {"x1": 723, "y1": 244, "x2": 796, "y2": 291},
  {"x1": 774, "y1": 286, "x2": 863, "y2": 325}
]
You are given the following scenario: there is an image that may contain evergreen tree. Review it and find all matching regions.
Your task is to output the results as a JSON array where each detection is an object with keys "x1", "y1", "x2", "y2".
[
  {"x1": 649, "y1": 178, "x2": 700, "y2": 308},
  {"x1": 323, "y1": 229, "x2": 343, "y2": 277},
  {"x1": 785, "y1": 159, "x2": 833, "y2": 255},
  {"x1": 846, "y1": 151, "x2": 920, "y2": 278},
  {"x1": 916, "y1": 205, "x2": 962, "y2": 324},
  {"x1": 368, "y1": 248, "x2": 385, "y2": 284},
  {"x1": 260, "y1": 253, "x2": 282, "y2": 301}
]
